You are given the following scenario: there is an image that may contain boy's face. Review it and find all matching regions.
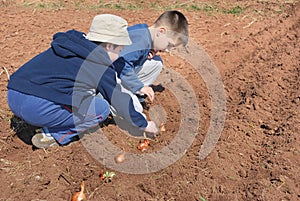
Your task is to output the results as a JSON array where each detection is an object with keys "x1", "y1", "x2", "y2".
[
  {"x1": 153, "y1": 27, "x2": 178, "y2": 52},
  {"x1": 106, "y1": 44, "x2": 124, "y2": 62}
]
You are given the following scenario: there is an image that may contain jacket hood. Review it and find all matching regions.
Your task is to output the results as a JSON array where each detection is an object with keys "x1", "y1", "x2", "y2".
[{"x1": 51, "y1": 29, "x2": 111, "y2": 65}]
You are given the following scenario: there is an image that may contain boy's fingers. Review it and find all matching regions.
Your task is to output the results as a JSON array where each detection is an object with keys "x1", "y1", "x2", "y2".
[
  {"x1": 148, "y1": 95, "x2": 154, "y2": 102},
  {"x1": 141, "y1": 86, "x2": 155, "y2": 102},
  {"x1": 148, "y1": 90, "x2": 154, "y2": 102}
]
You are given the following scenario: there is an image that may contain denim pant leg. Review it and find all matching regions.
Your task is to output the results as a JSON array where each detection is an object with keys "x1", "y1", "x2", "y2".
[
  {"x1": 7, "y1": 90, "x2": 110, "y2": 145},
  {"x1": 51, "y1": 96, "x2": 110, "y2": 145}
]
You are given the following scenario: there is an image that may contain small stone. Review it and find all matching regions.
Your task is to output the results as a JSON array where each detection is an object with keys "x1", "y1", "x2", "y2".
[{"x1": 238, "y1": 169, "x2": 247, "y2": 178}]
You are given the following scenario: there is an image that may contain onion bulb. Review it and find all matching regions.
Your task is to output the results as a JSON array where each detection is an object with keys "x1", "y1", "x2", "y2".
[
  {"x1": 99, "y1": 169, "x2": 105, "y2": 181},
  {"x1": 137, "y1": 139, "x2": 150, "y2": 152},
  {"x1": 160, "y1": 123, "x2": 166, "y2": 132},
  {"x1": 71, "y1": 181, "x2": 86, "y2": 201},
  {"x1": 114, "y1": 148, "x2": 125, "y2": 163}
]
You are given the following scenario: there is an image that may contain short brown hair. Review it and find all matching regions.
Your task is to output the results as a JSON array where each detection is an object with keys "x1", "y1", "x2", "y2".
[{"x1": 153, "y1": 10, "x2": 189, "y2": 46}]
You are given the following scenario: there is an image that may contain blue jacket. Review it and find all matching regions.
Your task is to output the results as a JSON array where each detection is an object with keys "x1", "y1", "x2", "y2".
[
  {"x1": 7, "y1": 30, "x2": 147, "y2": 129},
  {"x1": 113, "y1": 24, "x2": 153, "y2": 93}
]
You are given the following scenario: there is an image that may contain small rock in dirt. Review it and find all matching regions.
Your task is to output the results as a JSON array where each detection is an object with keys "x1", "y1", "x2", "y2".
[{"x1": 238, "y1": 169, "x2": 247, "y2": 178}]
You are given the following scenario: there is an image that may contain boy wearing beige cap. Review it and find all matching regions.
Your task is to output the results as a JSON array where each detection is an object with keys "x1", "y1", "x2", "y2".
[{"x1": 7, "y1": 14, "x2": 158, "y2": 149}]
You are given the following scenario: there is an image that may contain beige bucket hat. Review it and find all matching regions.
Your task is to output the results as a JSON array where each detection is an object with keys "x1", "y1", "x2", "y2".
[{"x1": 86, "y1": 14, "x2": 132, "y2": 45}]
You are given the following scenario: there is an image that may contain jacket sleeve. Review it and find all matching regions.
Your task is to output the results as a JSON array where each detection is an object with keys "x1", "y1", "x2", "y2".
[
  {"x1": 98, "y1": 69, "x2": 148, "y2": 129},
  {"x1": 113, "y1": 47, "x2": 150, "y2": 94}
]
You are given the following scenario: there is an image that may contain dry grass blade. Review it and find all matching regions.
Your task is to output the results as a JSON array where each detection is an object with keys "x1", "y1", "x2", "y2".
[
  {"x1": 243, "y1": 18, "x2": 257, "y2": 29},
  {"x1": 1, "y1": 66, "x2": 10, "y2": 80}
]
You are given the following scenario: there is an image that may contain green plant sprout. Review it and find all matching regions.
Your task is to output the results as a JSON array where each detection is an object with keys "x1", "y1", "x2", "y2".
[
  {"x1": 102, "y1": 171, "x2": 116, "y2": 183},
  {"x1": 198, "y1": 194, "x2": 207, "y2": 201}
]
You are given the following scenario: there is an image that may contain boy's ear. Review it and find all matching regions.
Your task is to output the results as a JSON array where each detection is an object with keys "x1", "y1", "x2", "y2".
[
  {"x1": 158, "y1": 27, "x2": 167, "y2": 34},
  {"x1": 156, "y1": 27, "x2": 167, "y2": 37},
  {"x1": 105, "y1": 43, "x2": 113, "y2": 50}
]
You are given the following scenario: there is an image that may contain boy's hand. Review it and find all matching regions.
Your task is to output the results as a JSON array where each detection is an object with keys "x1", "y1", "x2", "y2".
[
  {"x1": 144, "y1": 121, "x2": 159, "y2": 134},
  {"x1": 140, "y1": 86, "x2": 155, "y2": 102}
]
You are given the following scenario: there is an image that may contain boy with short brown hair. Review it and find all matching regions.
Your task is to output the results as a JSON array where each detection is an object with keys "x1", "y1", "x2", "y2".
[{"x1": 113, "y1": 10, "x2": 189, "y2": 103}]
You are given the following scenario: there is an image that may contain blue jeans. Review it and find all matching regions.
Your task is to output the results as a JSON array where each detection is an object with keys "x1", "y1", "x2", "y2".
[{"x1": 7, "y1": 90, "x2": 110, "y2": 145}]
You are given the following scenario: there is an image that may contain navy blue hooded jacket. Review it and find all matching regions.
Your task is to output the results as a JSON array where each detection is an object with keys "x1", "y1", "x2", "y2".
[{"x1": 7, "y1": 30, "x2": 147, "y2": 129}]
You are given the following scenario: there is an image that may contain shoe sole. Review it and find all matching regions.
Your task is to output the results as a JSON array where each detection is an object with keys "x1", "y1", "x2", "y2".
[{"x1": 32, "y1": 134, "x2": 59, "y2": 149}]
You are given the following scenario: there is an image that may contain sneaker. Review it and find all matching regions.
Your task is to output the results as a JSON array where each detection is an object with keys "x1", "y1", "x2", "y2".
[
  {"x1": 31, "y1": 128, "x2": 59, "y2": 149},
  {"x1": 143, "y1": 131, "x2": 157, "y2": 140},
  {"x1": 150, "y1": 84, "x2": 165, "y2": 93}
]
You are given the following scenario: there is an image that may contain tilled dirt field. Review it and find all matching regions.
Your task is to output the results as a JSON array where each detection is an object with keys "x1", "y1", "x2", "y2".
[{"x1": 0, "y1": 1, "x2": 299, "y2": 200}]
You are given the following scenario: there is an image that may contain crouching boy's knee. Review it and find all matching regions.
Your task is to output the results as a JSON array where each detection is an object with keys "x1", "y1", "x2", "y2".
[{"x1": 93, "y1": 97, "x2": 111, "y2": 121}]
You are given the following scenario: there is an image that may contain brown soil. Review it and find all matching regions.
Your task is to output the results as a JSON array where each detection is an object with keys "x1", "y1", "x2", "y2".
[{"x1": 0, "y1": 1, "x2": 299, "y2": 200}]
